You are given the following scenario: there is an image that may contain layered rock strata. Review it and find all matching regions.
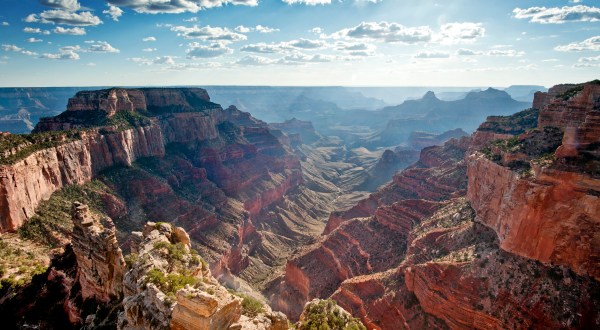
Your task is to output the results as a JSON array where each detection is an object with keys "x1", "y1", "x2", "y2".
[{"x1": 71, "y1": 201, "x2": 126, "y2": 303}]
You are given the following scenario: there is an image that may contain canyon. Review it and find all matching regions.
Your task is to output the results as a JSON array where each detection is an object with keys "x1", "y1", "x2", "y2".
[{"x1": 0, "y1": 81, "x2": 598, "y2": 329}]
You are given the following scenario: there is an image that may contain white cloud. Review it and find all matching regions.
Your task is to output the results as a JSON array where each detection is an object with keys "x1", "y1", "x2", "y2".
[
  {"x1": 436, "y1": 22, "x2": 485, "y2": 44},
  {"x1": 143, "y1": 36, "x2": 157, "y2": 42},
  {"x1": 241, "y1": 38, "x2": 327, "y2": 55},
  {"x1": 86, "y1": 41, "x2": 120, "y2": 53},
  {"x1": 235, "y1": 25, "x2": 279, "y2": 33},
  {"x1": 25, "y1": 10, "x2": 102, "y2": 26},
  {"x1": 456, "y1": 48, "x2": 484, "y2": 55},
  {"x1": 554, "y1": 36, "x2": 600, "y2": 51},
  {"x1": 40, "y1": 45, "x2": 80, "y2": 60},
  {"x1": 255, "y1": 25, "x2": 279, "y2": 33},
  {"x1": 186, "y1": 42, "x2": 232, "y2": 58},
  {"x1": 103, "y1": 5, "x2": 124, "y2": 21},
  {"x1": 21, "y1": 50, "x2": 39, "y2": 56},
  {"x1": 142, "y1": 48, "x2": 157, "y2": 52},
  {"x1": 2, "y1": 44, "x2": 23, "y2": 52},
  {"x1": 128, "y1": 55, "x2": 177, "y2": 65},
  {"x1": 170, "y1": 25, "x2": 247, "y2": 43},
  {"x1": 1, "y1": 22, "x2": 9, "y2": 26},
  {"x1": 310, "y1": 27, "x2": 323, "y2": 34},
  {"x1": 287, "y1": 38, "x2": 325, "y2": 49},
  {"x1": 54, "y1": 26, "x2": 86, "y2": 35},
  {"x1": 513, "y1": 5, "x2": 600, "y2": 24},
  {"x1": 39, "y1": 0, "x2": 81, "y2": 11},
  {"x1": 335, "y1": 41, "x2": 376, "y2": 56},
  {"x1": 153, "y1": 56, "x2": 176, "y2": 65},
  {"x1": 27, "y1": 38, "x2": 43, "y2": 43},
  {"x1": 235, "y1": 55, "x2": 277, "y2": 65},
  {"x1": 578, "y1": 55, "x2": 600, "y2": 62},
  {"x1": 106, "y1": 0, "x2": 257, "y2": 14},
  {"x1": 24, "y1": 27, "x2": 51, "y2": 35},
  {"x1": 487, "y1": 49, "x2": 525, "y2": 57},
  {"x1": 235, "y1": 25, "x2": 252, "y2": 33},
  {"x1": 240, "y1": 43, "x2": 283, "y2": 53},
  {"x1": 414, "y1": 51, "x2": 450, "y2": 58},
  {"x1": 329, "y1": 21, "x2": 432, "y2": 44},
  {"x1": 87, "y1": 62, "x2": 96, "y2": 66},
  {"x1": 282, "y1": 0, "x2": 331, "y2": 5},
  {"x1": 184, "y1": 17, "x2": 198, "y2": 22}
]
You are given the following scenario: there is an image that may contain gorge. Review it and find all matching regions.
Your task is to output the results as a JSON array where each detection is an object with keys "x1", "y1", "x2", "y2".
[{"x1": 0, "y1": 81, "x2": 599, "y2": 329}]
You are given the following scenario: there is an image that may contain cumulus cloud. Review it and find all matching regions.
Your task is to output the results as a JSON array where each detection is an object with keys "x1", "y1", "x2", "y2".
[
  {"x1": 183, "y1": 17, "x2": 198, "y2": 22},
  {"x1": 255, "y1": 25, "x2": 279, "y2": 33},
  {"x1": 455, "y1": 48, "x2": 484, "y2": 56},
  {"x1": 513, "y1": 5, "x2": 600, "y2": 24},
  {"x1": 186, "y1": 42, "x2": 232, "y2": 58},
  {"x1": 21, "y1": 50, "x2": 39, "y2": 56},
  {"x1": 86, "y1": 41, "x2": 120, "y2": 53},
  {"x1": 2, "y1": 44, "x2": 40, "y2": 57},
  {"x1": 335, "y1": 41, "x2": 376, "y2": 56},
  {"x1": 54, "y1": 26, "x2": 86, "y2": 35},
  {"x1": 1, "y1": 22, "x2": 9, "y2": 26},
  {"x1": 170, "y1": 25, "x2": 246, "y2": 42},
  {"x1": 24, "y1": 27, "x2": 51, "y2": 34},
  {"x1": 236, "y1": 55, "x2": 277, "y2": 65},
  {"x1": 329, "y1": 21, "x2": 432, "y2": 44},
  {"x1": 143, "y1": 36, "x2": 157, "y2": 42},
  {"x1": 106, "y1": 0, "x2": 257, "y2": 14},
  {"x1": 103, "y1": 5, "x2": 124, "y2": 21},
  {"x1": 436, "y1": 22, "x2": 485, "y2": 44},
  {"x1": 39, "y1": 0, "x2": 81, "y2": 11},
  {"x1": 240, "y1": 38, "x2": 327, "y2": 55},
  {"x1": 2, "y1": 44, "x2": 23, "y2": 52},
  {"x1": 578, "y1": 54, "x2": 600, "y2": 62},
  {"x1": 414, "y1": 51, "x2": 450, "y2": 58},
  {"x1": 27, "y1": 38, "x2": 43, "y2": 43},
  {"x1": 554, "y1": 36, "x2": 600, "y2": 51},
  {"x1": 25, "y1": 10, "x2": 102, "y2": 26},
  {"x1": 142, "y1": 48, "x2": 157, "y2": 52},
  {"x1": 40, "y1": 45, "x2": 80, "y2": 60},
  {"x1": 487, "y1": 49, "x2": 525, "y2": 57},
  {"x1": 575, "y1": 55, "x2": 600, "y2": 67},
  {"x1": 278, "y1": 52, "x2": 336, "y2": 64},
  {"x1": 234, "y1": 25, "x2": 278, "y2": 33},
  {"x1": 282, "y1": 0, "x2": 331, "y2": 5}
]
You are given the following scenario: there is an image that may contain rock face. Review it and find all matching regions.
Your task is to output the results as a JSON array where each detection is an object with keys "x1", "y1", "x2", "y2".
[
  {"x1": 0, "y1": 87, "x2": 302, "y2": 234},
  {"x1": 468, "y1": 81, "x2": 600, "y2": 280},
  {"x1": 71, "y1": 201, "x2": 125, "y2": 303},
  {"x1": 408, "y1": 128, "x2": 469, "y2": 150}
]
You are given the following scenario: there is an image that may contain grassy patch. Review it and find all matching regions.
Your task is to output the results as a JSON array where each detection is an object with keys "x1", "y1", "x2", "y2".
[
  {"x1": 145, "y1": 267, "x2": 200, "y2": 299},
  {"x1": 18, "y1": 180, "x2": 112, "y2": 247},
  {"x1": 0, "y1": 234, "x2": 49, "y2": 291},
  {"x1": 0, "y1": 130, "x2": 84, "y2": 165}
]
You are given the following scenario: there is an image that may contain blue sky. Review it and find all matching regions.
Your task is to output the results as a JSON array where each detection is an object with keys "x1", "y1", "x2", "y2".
[{"x1": 0, "y1": 0, "x2": 598, "y2": 87}]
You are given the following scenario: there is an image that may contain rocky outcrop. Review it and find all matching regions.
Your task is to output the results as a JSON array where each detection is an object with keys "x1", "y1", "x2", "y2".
[
  {"x1": 71, "y1": 201, "x2": 125, "y2": 303},
  {"x1": 468, "y1": 81, "x2": 600, "y2": 280},
  {"x1": 118, "y1": 221, "x2": 293, "y2": 330}
]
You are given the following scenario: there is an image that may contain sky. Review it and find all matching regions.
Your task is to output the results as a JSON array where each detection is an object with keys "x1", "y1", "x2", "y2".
[{"x1": 0, "y1": 0, "x2": 598, "y2": 87}]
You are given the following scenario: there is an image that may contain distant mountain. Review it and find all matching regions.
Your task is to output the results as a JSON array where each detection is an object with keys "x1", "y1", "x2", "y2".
[
  {"x1": 503, "y1": 85, "x2": 547, "y2": 102},
  {"x1": 363, "y1": 88, "x2": 530, "y2": 148}
]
